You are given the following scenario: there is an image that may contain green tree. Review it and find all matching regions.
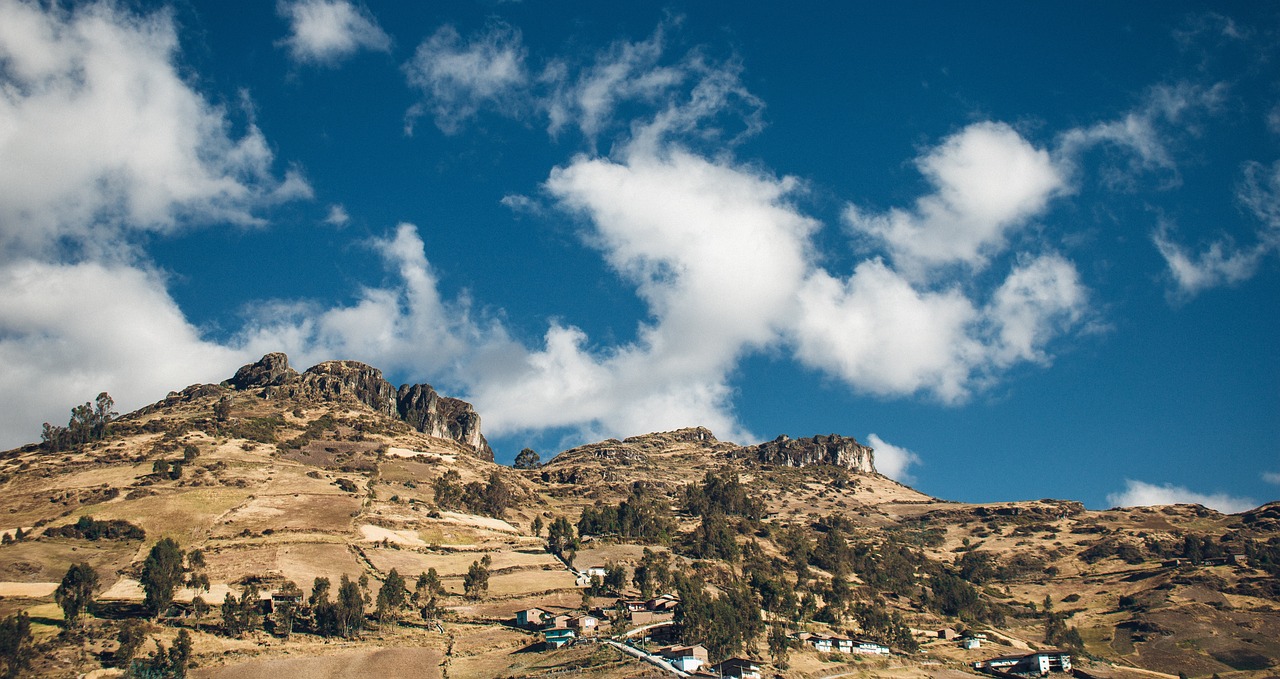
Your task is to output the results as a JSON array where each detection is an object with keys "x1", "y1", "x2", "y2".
[
  {"x1": 272, "y1": 581, "x2": 302, "y2": 638},
  {"x1": 236, "y1": 582, "x2": 261, "y2": 634},
  {"x1": 141, "y1": 538, "x2": 185, "y2": 618},
  {"x1": 115, "y1": 620, "x2": 146, "y2": 668},
  {"x1": 309, "y1": 577, "x2": 336, "y2": 637},
  {"x1": 479, "y1": 471, "x2": 512, "y2": 518},
  {"x1": 547, "y1": 516, "x2": 578, "y2": 557},
  {"x1": 185, "y1": 550, "x2": 209, "y2": 594},
  {"x1": 55, "y1": 562, "x2": 99, "y2": 628},
  {"x1": 190, "y1": 596, "x2": 209, "y2": 631},
  {"x1": 604, "y1": 562, "x2": 628, "y2": 595},
  {"x1": 633, "y1": 548, "x2": 672, "y2": 599},
  {"x1": 415, "y1": 569, "x2": 443, "y2": 620},
  {"x1": 464, "y1": 560, "x2": 490, "y2": 600},
  {"x1": 768, "y1": 624, "x2": 793, "y2": 668},
  {"x1": 0, "y1": 612, "x2": 34, "y2": 679},
  {"x1": 531, "y1": 516, "x2": 543, "y2": 537},
  {"x1": 513, "y1": 447, "x2": 541, "y2": 469},
  {"x1": 130, "y1": 628, "x2": 192, "y2": 678},
  {"x1": 213, "y1": 396, "x2": 232, "y2": 423},
  {"x1": 376, "y1": 569, "x2": 408, "y2": 624},
  {"x1": 336, "y1": 575, "x2": 364, "y2": 638},
  {"x1": 222, "y1": 592, "x2": 243, "y2": 636}
]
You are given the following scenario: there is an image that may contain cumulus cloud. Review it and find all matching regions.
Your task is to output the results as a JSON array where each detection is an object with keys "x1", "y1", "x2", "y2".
[
  {"x1": 0, "y1": 260, "x2": 248, "y2": 447},
  {"x1": 403, "y1": 22, "x2": 527, "y2": 134},
  {"x1": 0, "y1": 1, "x2": 307, "y2": 448},
  {"x1": 790, "y1": 253, "x2": 1086, "y2": 403},
  {"x1": 792, "y1": 262, "x2": 982, "y2": 402},
  {"x1": 866, "y1": 433, "x2": 921, "y2": 483},
  {"x1": 238, "y1": 223, "x2": 489, "y2": 378},
  {"x1": 467, "y1": 147, "x2": 817, "y2": 441},
  {"x1": 1107, "y1": 479, "x2": 1257, "y2": 514},
  {"x1": 277, "y1": 0, "x2": 389, "y2": 65},
  {"x1": 1153, "y1": 160, "x2": 1280, "y2": 298},
  {"x1": 0, "y1": 0, "x2": 308, "y2": 259},
  {"x1": 985, "y1": 254, "x2": 1087, "y2": 367},
  {"x1": 0, "y1": 7, "x2": 1096, "y2": 452},
  {"x1": 1263, "y1": 471, "x2": 1280, "y2": 485},
  {"x1": 845, "y1": 122, "x2": 1067, "y2": 276}
]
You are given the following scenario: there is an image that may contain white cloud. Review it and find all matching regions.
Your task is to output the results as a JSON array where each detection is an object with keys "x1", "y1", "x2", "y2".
[
  {"x1": 845, "y1": 122, "x2": 1067, "y2": 276},
  {"x1": 324, "y1": 203, "x2": 350, "y2": 226},
  {"x1": 1152, "y1": 160, "x2": 1280, "y2": 298},
  {"x1": 0, "y1": 259, "x2": 248, "y2": 448},
  {"x1": 1056, "y1": 82, "x2": 1226, "y2": 186},
  {"x1": 0, "y1": 0, "x2": 306, "y2": 259},
  {"x1": 277, "y1": 0, "x2": 390, "y2": 66},
  {"x1": 792, "y1": 262, "x2": 982, "y2": 402},
  {"x1": 1153, "y1": 224, "x2": 1262, "y2": 297},
  {"x1": 467, "y1": 148, "x2": 817, "y2": 441},
  {"x1": 0, "y1": 0, "x2": 307, "y2": 448},
  {"x1": 1107, "y1": 479, "x2": 1257, "y2": 514},
  {"x1": 403, "y1": 23, "x2": 527, "y2": 134},
  {"x1": 866, "y1": 433, "x2": 921, "y2": 483},
  {"x1": 985, "y1": 254, "x2": 1086, "y2": 367},
  {"x1": 404, "y1": 19, "x2": 763, "y2": 152},
  {"x1": 542, "y1": 25, "x2": 682, "y2": 140},
  {"x1": 238, "y1": 223, "x2": 486, "y2": 378},
  {"x1": 790, "y1": 253, "x2": 1086, "y2": 403},
  {"x1": 1263, "y1": 471, "x2": 1280, "y2": 485}
]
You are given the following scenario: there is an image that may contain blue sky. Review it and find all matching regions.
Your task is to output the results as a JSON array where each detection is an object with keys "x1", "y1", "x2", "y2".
[{"x1": 1, "y1": 1, "x2": 1277, "y2": 512}]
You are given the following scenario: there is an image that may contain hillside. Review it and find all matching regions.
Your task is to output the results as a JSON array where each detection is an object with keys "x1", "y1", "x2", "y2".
[{"x1": 0, "y1": 354, "x2": 1275, "y2": 679}]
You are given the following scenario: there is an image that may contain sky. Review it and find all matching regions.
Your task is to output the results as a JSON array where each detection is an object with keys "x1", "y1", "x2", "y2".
[{"x1": 0, "y1": 0, "x2": 1277, "y2": 513}]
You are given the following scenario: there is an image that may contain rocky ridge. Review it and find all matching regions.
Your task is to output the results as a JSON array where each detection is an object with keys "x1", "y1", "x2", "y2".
[
  {"x1": 230, "y1": 353, "x2": 493, "y2": 460},
  {"x1": 730, "y1": 433, "x2": 876, "y2": 473}
]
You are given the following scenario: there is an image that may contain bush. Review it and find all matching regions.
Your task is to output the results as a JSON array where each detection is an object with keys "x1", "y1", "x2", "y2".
[{"x1": 45, "y1": 516, "x2": 145, "y2": 541}]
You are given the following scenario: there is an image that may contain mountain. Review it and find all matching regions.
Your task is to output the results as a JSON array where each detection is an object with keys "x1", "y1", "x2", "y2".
[{"x1": 0, "y1": 354, "x2": 1275, "y2": 679}]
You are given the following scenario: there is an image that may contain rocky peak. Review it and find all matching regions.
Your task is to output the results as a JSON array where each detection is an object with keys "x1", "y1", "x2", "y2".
[
  {"x1": 227, "y1": 352, "x2": 297, "y2": 390},
  {"x1": 731, "y1": 433, "x2": 876, "y2": 473},
  {"x1": 294, "y1": 360, "x2": 399, "y2": 418},
  {"x1": 396, "y1": 384, "x2": 489, "y2": 456},
  {"x1": 227, "y1": 354, "x2": 493, "y2": 461}
]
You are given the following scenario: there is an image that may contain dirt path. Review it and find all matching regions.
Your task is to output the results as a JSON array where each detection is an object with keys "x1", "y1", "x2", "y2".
[{"x1": 193, "y1": 647, "x2": 443, "y2": 679}]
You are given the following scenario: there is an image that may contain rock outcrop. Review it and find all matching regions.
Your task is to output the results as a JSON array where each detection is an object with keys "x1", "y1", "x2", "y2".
[
  {"x1": 731, "y1": 433, "x2": 876, "y2": 473},
  {"x1": 396, "y1": 384, "x2": 489, "y2": 454},
  {"x1": 228, "y1": 354, "x2": 494, "y2": 460},
  {"x1": 227, "y1": 352, "x2": 297, "y2": 389}
]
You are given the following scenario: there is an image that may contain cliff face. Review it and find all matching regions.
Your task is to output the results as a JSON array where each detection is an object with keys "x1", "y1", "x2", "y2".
[
  {"x1": 229, "y1": 354, "x2": 494, "y2": 460},
  {"x1": 731, "y1": 433, "x2": 876, "y2": 473}
]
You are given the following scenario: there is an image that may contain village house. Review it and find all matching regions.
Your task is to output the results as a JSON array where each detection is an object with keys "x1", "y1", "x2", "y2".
[
  {"x1": 585, "y1": 565, "x2": 608, "y2": 578},
  {"x1": 648, "y1": 593, "x2": 680, "y2": 612},
  {"x1": 568, "y1": 614, "x2": 598, "y2": 637},
  {"x1": 542, "y1": 614, "x2": 571, "y2": 629},
  {"x1": 620, "y1": 599, "x2": 649, "y2": 612},
  {"x1": 265, "y1": 589, "x2": 303, "y2": 615},
  {"x1": 709, "y1": 656, "x2": 762, "y2": 678},
  {"x1": 542, "y1": 625, "x2": 575, "y2": 648},
  {"x1": 938, "y1": 627, "x2": 959, "y2": 640},
  {"x1": 961, "y1": 637, "x2": 982, "y2": 650},
  {"x1": 514, "y1": 607, "x2": 548, "y2": 628},
  {"x1": 791, "y1": 633, "x2": 890, "y2": 656},
  {"x1": 658, "y1": 644, "x2": 709, "y2": 672},
  {"x1": 974, "y1": 650, "x2": 1072, "y2": 676},
  {"x1": 852, "y1": 639, "x2": 892, "y2": 655}
]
